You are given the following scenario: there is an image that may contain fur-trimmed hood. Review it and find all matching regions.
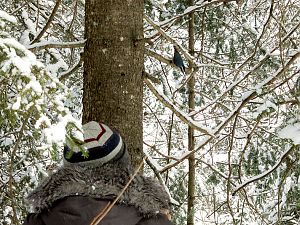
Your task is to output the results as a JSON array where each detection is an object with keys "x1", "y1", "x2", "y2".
[{"x1": 26, "y1": 160, "x2": 170, "y2": 217}]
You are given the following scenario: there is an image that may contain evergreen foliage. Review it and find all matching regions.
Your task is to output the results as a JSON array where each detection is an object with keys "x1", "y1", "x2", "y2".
[
  {"x1": 0, "y1": 11, "x2": 77, "y2": 224},
  {"x1": 1, "y1": 0, "x2": 300, "y2": 224}
]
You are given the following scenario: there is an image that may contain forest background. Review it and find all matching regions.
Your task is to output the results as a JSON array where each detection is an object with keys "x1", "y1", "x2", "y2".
[{"x1": 1, "y1": 0, "x2": 300, "y2": 224}]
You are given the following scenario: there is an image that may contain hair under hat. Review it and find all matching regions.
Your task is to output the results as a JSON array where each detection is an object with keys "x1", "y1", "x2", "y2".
[{"x1": 64, "y1": 121, "x2": 126, "y2": 165}]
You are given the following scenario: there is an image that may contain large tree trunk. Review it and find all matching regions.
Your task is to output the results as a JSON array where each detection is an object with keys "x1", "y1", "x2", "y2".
[{"x1": 83, "y1": 0, "x2": 144, "y2": 168}]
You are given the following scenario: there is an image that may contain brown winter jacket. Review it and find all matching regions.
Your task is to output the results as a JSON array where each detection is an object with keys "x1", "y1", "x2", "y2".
[{"x1": 23, "y1": 160, "x2": 174, "y2": 225}]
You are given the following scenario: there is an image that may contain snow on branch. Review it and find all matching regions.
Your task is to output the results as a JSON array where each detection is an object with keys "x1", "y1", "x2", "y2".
[
  {"x1": 173, "y1": 68, "x2": 199, "y2": 96},
  {"x1": 144, "y1": 77, "x2": 214, "y2": 136},
  {"x1": 156, "y1": 50, "x2": 300, "y2": 172},
  {"x1": 232, "y1": 145, "x2": 296, "y2": 195},
  {"x1": 144, "y1": 151, "x2": 179, "y2": 205},
  {"x1": 27, "y1": 40, "x2": 86, "y2": 50},
  {"x1": 213, "y1": 50, "x2": 300, "y2": 133}
]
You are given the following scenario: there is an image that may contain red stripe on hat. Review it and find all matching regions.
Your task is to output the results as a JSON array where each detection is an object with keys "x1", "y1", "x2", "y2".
[{"x1": 84, "y1": 123, "x2": 106, "y2": 143}]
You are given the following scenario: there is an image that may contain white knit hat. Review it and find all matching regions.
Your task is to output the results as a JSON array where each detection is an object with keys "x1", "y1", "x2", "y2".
[{"x1": 64, "y1": 121, "x2": 126, "y2": 165}]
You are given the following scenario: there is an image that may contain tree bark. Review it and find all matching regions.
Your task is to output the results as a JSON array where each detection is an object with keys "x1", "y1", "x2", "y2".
[
  {"x1": 187, "y1": 0, "x2": 196, "y2": 224},
  {"x1": 83, "y1": 0, "x2": 144, "y2": 168}
]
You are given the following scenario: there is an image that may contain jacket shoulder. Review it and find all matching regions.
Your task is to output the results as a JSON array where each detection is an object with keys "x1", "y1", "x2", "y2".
[
  {"x1": 22, "y1": 213, "x2": 45, "y2": 225},
  {"x1": 136, "y1": 213, "x2": 174, "y2": 225}
]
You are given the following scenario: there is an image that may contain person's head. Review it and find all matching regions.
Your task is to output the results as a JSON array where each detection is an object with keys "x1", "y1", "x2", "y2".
[{"x1": 63, "y1": 121, "x2": 130, "y2": 170}]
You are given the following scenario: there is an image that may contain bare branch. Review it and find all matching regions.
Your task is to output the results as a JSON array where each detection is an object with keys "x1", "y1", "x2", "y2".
[
  {"x1": 159, "y1": 50, "x2": 300, "y2": 172},
  {"x1": 144, "y1": 77, "x2": 214, "y2": 136},
  {"x1": 30, "y1": 0, "x2": 62, "y2": 44},
  {"x1": 59, "y1": 57, "x2": 83, "y2": 82}
]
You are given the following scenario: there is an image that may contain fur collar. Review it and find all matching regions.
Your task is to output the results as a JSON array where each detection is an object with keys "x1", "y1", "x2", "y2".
[{"x1": 26, "y1": 161, "x2": 170, "y2": 217}]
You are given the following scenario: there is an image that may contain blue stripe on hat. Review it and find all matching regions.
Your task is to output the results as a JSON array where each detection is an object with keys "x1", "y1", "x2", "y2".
[{"x1": 64, "y1": 131, "x2": 122, "y2": 164}]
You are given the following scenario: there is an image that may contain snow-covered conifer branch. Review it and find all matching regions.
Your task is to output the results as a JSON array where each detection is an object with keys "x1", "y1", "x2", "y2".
[
  {"x1": 232, "y1": 145, "x2": 296, "y2": 195},
  {"x1": 157, "y1": 0, "x2": 238, "y2": 29},
  {"x1": 190, "y1": 22, "x2": 300, "y2": 117}
]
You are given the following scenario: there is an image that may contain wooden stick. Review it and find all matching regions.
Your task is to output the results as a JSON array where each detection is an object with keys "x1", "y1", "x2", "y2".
[{"x1": 89, "y1": 156, "x2": 147, "y2": 225}]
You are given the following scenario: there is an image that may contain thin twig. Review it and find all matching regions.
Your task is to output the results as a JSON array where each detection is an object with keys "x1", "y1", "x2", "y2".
[
  {"x1": 9, "y1": 112, "x2": 31, "y2": 225},
  {"x1": 160, "y1": 51, "x2": 300, "y2": 172},
  {"x1": 59, "y1": 56, "x2": 84, "y2": 82},
  {"x1": 67, "y1": 0, "x2": 78, "y2": 32},
  {"x1": 145, "y1": 78, "x2": 214, "y2": 136},
  {"x1": 90, "y1": 156, "x2": 147, "y2": 225},
  {"x1": 143, "y1": 141, "x2": 178, "y2": 161}
]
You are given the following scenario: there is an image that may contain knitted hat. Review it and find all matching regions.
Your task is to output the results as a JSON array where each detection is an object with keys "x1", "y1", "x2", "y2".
[{"x1": 64, "y1": 121, "x2": 126, "y2": 165}]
